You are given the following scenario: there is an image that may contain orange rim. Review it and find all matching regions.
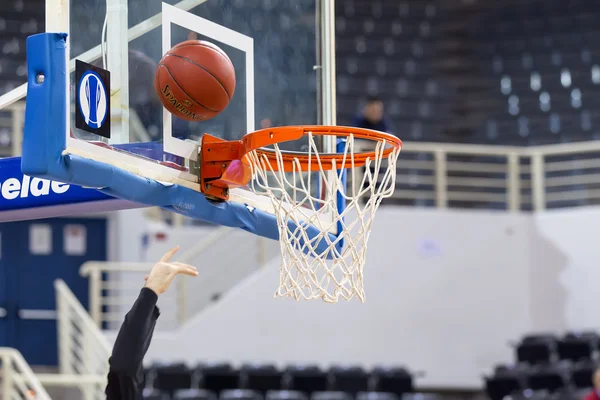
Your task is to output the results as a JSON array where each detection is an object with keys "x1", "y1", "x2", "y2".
[{"x1": 240, "y1": 125, "x2": 402, "y2": 172}]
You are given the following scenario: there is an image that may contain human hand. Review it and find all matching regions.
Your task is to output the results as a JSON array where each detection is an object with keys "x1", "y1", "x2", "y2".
[{"x1": 144, "y1": 246, "x2": 198, "y2": 295}]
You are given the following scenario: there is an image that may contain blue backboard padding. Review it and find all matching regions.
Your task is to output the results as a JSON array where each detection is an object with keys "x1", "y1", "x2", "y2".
[
  {"x1": 21, "y1": 32, "x2": 342, "y2": 254},
  {"x1": 63, "y1": 153, "x2": 283, "y2": 240},
  {"x1": 22, "y1": 33, "x2": 69, "y2": 178}
]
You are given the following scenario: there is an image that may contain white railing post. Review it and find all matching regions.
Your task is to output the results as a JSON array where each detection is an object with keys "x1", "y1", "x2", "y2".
[
  {"x1": 10, "y1": 103, "x2": 24, "y2": 157},
  {"x1": 89, "y1": 268, "x2": 103, "y2": 327},
  {"x1": 434, "y1": 150, "x2": 448, "y2": 208},
  {"x1": 507, "y1": 153, "x2": 521, "y2": 211},
  {"x1": 257, "y1": 236, "x2": 267, "y2": 268},
  {"x1": 173, "y1": 212, "x2": 187, "y2": 326},
  {"x1": 56, "y1": 286, "x2": 73, "y2": 374},
  {"x1": 1, "y1": 353, "x2": 11, "y2": 400},
  {"x1": 106, "y1": 0, "x2": 130, "y2": 145},
  {"x1": 531, "y1": 152, "x2": 546, "y2": 211},
  {"x1": 0, "y1": 348, "x2": 52, "y2": 399},
  {"x1": 54, "y1": 280, "x2": 111, "y2": 399},
  {"x1": 82, "y1": 322, "x2": 93, "y2": 399},
  {"x1": 176, "y1": 276, "x2": 187, "y2": 326}
]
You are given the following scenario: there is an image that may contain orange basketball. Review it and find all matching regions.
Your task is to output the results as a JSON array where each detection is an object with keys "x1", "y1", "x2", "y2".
[{"x1": 154, "y1": 40, "x2": 236, "y2": 121}]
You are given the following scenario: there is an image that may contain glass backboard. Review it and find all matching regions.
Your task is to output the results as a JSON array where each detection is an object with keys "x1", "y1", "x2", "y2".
[{"x1": 53, "y1": 0, "x2": 336, "y2": 223}]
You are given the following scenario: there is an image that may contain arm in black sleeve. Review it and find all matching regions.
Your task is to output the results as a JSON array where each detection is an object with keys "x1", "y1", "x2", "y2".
[{"x1": 105, "y1": 287, "x2": 160, "y2": 399}]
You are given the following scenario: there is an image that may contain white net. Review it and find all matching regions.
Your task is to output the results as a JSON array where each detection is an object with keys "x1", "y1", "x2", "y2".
[{"x1": 247, "y1": 131, "x2": 401, "y2": 303}]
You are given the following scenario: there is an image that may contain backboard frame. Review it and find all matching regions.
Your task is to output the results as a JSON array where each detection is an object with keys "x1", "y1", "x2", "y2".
[
  {"x1": 161, "y1": 3, "x2": 255, "y2": 163},
  {"x1": 20, "y1": 0, "x2": 341, "y2": 244}
]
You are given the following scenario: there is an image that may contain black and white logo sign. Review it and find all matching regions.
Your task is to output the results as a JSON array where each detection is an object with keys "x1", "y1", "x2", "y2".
[{"x1": 75, "y1": 60, "x2": 111, "y2": 138}]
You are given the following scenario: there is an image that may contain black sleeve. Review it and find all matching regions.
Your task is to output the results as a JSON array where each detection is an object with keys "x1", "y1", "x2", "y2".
[{"x1": 105, "y1": 287, "x2": 160, "y2": 400}]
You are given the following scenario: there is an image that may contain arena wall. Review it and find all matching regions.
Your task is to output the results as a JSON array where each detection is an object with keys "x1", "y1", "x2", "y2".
[{"x1": 106, "y1": 206, "x2": 599, "y2": 389}]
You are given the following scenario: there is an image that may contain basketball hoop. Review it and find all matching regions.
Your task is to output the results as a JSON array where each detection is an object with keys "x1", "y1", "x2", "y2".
[{"x1": 200, "y1": 126, "x2": 402, "y2": 302}]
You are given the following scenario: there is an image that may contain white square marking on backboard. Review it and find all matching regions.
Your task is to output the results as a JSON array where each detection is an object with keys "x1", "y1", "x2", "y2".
[{"x1": 161, "y1": 2, "x2": 255, "y2": 161}]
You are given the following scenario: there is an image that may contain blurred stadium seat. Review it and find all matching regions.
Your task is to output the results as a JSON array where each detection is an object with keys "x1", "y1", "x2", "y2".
[
  {"x1": 516, "y1": 335, "x2": 558, "y2": 365},
  {"x1": 138, "y1": 364, "x2": 416, "y2": 400},
  {"x1": 144, "y1": 387, "x2": 172, "y2": 400},
  {"x1": 333, "y1": 0, "x2": 600, "y2": 145},
  {"x1": 221, "y1": 389, "x2": 264, "y2": 400},
  {"x1": 152, "y1": 363, "x2": 194, "y2": 396},
  {"x1": 557, "y1": 332, "x2": 599, "y2": 362},
  {"x1": 526, "y1": 364, "x2": 570, "y2": 392},
  {"x1": 311, "y1": 391, "x2": 352, "y2": 400},
  {"x1": 0, "y1": 0, "x2": 40, "y2": 94},
  {"x1": 356, "y1": 392, "x2": 400, "y2": 400},
  {"x1": 485, "y1": 365, "x2": 528, "y2": 400},
  {"x1": 485, "y1": 331, "x2": 600, "y2": 400},
  {"x1": 198, "y1": 363, "x2": 242, "y2": 394},
  {"x1": 570, "y1": 360, "x2": 596, "y2": 389},
  {"x1": 285, "y1": 365, "x2": 329, "y2": 394},
  {"x1": 471, "y1": 0, "x2": 600, "y2": 145},
  {"x1": 266, "y1": 390, "x2": 309, "y2": 400},
  {"x1": 174, "y1": 389, "x2": 219, "y2": 400},
  {"x1": 329, "y1": 365, "x2": 370, "y2": 395},
  {"x1": 371, "y1": 367, "x2": 414, "y2": 395},
  {"x1": 242, "y1": 363, "x2": 284, "y2": 394},
  {"x1": 335, "y1": 0, "x2": 448, "y2": 143}
]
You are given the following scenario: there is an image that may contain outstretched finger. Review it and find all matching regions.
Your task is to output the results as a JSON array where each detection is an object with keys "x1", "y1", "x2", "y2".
[
  {"x1": 171, "y1": 263, "x2": 198, "y2": 276},
  {"x1": 143, "y1": 275, "x2": 149, "y2": 281},
  {"x1": 178, "y1": 267, "x2": 199, "y2": 277},
  {"x1": 172, "y1": 261, "x2": 196, "y2": 271},
  {"x1": 160, "y1": 246, "x2": 180, "y2": 262}
]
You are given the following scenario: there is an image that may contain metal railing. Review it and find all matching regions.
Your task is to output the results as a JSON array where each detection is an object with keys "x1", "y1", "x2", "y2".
[
  {"x1": 0, "y1": 280, "x2": 110, "y2": 400},
  {"x1": 0, "y1": 101, "x2": 24, "y2": 157},
  {"x1": 54, "y1": 279, "x2": 111, "y2": 400},
  {"x1": 0, "y1": 347, "x2": 52, "y2": 400},
  {"x1": 80, "y1": 226, "x2": 277, "y2": 330},
  {"x1": 391, "y1": 140, "x2": 600, "y2": 211}
]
